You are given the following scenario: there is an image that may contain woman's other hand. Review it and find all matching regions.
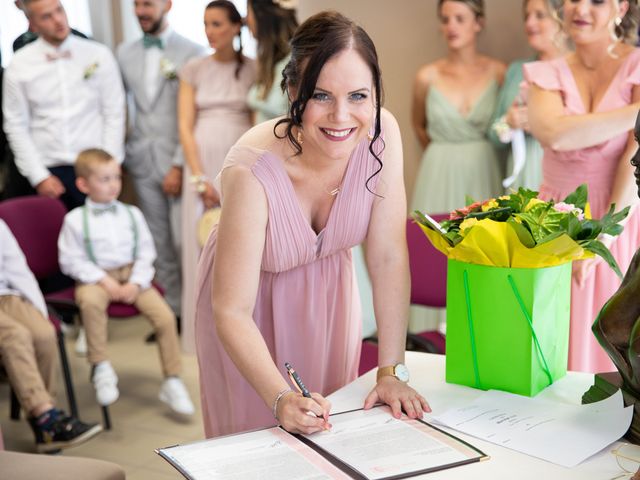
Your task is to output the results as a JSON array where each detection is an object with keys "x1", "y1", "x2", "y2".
[
  {"x1": 363, "y1": 376, "x2": 431, "y2": 420},
  {"x1": 201, "y1": 182, "x2": 220, "y2": 209},
  {"x1": 506, "y1": 100, "x2": 530, "y2": 132}
]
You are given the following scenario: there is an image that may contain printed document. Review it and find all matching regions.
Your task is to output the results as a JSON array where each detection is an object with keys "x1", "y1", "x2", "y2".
[{"x1": 433, "y1": 389, "x2": 632, "y2": 467}]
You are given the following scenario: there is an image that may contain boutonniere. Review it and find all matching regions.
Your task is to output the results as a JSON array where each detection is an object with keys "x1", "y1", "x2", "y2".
[
  {"x1": 160, "y1": 58, "x2": 178, "y2": 80},
  {"x1": 83, "y1": 62, "x2": 99, "y2": 80}
]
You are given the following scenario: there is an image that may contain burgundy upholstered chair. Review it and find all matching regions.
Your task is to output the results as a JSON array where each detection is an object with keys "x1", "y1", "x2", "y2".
[
  {"x1": 358, "y1": 216, "x2": 447, "y2": 376},
  {"x1": 0, "y1": 196, "x2": 164, "y2": 429},
  {"x1": 0, "y1": 196, "x2": 78, "y2": 420}
]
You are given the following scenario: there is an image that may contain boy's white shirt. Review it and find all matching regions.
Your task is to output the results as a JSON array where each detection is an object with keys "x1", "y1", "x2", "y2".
[
  {"x1": 58, "y1": 198, "x2": 156, "y2": 288},
  {"x1": 0, "y1": 220, "x2": 48, "y2": 317}
]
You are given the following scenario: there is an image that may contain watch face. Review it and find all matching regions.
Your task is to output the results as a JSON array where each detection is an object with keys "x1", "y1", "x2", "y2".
[{"x1": 395, "y1": 364, "x2": 410, "y2": 382}]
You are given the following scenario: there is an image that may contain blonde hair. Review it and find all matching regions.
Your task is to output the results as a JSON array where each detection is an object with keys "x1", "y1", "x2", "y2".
[
  {"x1": 75, "y1": 148, "x2": 115, "y2": 179},
  {"x1": 550, "y1": 0, "x2": 639, "y2": 48}
]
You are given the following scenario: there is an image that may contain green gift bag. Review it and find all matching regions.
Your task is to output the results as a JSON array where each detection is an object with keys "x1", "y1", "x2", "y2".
[{"x1": 445, "y1": 259, "x2": 572, "y2": 396}]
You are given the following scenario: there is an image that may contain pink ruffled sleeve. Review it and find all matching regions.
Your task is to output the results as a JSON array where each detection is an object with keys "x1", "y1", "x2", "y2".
[
  {"x1": 623, "y1": 48, "x2": 640, "y2": 86},
  {"x1": 522, "y1": 59, "x2": 563, "y2": 91}
]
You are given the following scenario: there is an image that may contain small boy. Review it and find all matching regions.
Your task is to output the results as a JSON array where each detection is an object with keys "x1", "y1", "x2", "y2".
[
  {"x1": 0, "y1": 219, "x2": 102, "y2": 452},
  {"x1": 58, "y1": 148, "x2": 193, "y2": 415}
]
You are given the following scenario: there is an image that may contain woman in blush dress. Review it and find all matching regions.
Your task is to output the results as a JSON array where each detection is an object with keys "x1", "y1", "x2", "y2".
[
  {"x1": 245, "y1": 0, "x2": 298, "y2": 124},
  {"x1": 525, "y1": 0, "x2": 640, "y2": 372},
  {"x1": 409, "y1": 0, "x2": 506, "y2": 332},
  {"x1": 488, "y1": 0, "x2": 565, "y2": 191},
  {"x1": 178, "y1": 1, "x2": 255, "y2": 351},
  {"x1": 195, "y1": 11, "x2": 430, "y2": 437}
]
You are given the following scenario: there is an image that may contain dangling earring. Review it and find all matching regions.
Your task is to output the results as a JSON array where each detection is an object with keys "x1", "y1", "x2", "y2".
[
  {"x1": 367, "y1": 133, "x2": 373, "y2": 141},
  {"x1": 297, "y1": 128, "x2": 303, "y2": 145},
  {"x1": 615, "y1": 16, "x2": 623, "y2": 27}
]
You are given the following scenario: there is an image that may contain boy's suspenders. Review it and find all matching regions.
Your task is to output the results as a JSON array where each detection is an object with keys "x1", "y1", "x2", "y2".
[{"x1": 81, "y1": 205, "x2": 139, "y2": 265}]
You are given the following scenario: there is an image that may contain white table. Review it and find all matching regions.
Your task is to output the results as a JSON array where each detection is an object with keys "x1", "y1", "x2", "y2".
[{"x1": 328, "y1": 351, "x2": 624, "y2": 479}]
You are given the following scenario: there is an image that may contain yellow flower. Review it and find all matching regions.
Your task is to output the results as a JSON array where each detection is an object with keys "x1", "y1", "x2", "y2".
[
  {"x1": 524, "y1": 198, "x2": 546, "y2": 212},
  {"x1": 482, "y1": 199, "x2": 499, "y2": 212},
  {"x1": 499, "y1": 195, "x2": 510, "y2": 200},
  {"x1": 584, "y1": 202, "x2": 592, "y2": 219},
  {"x1": 459, "y1": 217, "x2": 478, "y2": 236}
]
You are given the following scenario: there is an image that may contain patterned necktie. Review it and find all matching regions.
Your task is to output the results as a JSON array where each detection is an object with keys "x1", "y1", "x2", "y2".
[
  {"x1": 45, "y1": 50, "x2": 72, "y2": 61},
  {"x1": 143, "y1": 34, "x2": 163, "y2": 50},
  {"x1": 92, "y1": 205, "x2": 117, "y2": 216}
]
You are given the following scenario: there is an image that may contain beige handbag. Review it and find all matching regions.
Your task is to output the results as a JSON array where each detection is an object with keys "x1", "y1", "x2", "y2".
[{"x1": 197, "y1": 207, "x2": 222, "y2": 248}]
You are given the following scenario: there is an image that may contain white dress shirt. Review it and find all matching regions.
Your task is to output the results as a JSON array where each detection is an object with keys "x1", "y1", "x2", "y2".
[
  {"x1": 58, "y1": 199, "x2": 156, "y2": 289},
  {"x1": 2, "y1": 35, "x2": 126, "y2": 187},
  {"x1": 0, "y1": 220, "x2": 48, "y2": 318},
  {"x1": 144, "y1": 28, "x2": 174, "y2": 102}
]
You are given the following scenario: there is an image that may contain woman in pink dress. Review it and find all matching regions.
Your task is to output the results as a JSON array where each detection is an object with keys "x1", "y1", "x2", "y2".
[
  {"x1": 525, "y1": 0, "x2": 640, "y2": 372},
  {"x1": 195, "y1": 11, "x2": 430, "y2": 437},
  {"x1": 178, "y1": 1, "x2": 255, "y2": 352}
]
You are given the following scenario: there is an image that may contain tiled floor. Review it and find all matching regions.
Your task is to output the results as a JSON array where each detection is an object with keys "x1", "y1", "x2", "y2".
[{"x1": 0, "y1": 317, "x2": 203, "y2": 479}]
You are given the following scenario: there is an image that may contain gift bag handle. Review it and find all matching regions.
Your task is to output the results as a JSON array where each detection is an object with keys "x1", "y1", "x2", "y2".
[
  {"x1": 462, "y1": 270, "x2": 554, "y2": 389},
  {"x1": 507, "y1": 275, "x2": 553, "y2": 386}
]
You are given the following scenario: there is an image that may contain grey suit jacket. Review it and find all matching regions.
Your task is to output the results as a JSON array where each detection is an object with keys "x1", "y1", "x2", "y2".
[{"x1": 117, "y1": 32, "x2": 206, "y2": 180}]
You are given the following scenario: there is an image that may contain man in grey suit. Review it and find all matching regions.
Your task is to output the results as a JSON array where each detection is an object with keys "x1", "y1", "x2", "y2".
[{"x1": 117, "y1": 0, "x2": 206, "y2": 323}]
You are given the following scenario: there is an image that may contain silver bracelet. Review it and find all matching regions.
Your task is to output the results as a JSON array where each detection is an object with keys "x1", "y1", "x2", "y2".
[{"x1": 272, "y1": 388, "x2": 293, "y2": 421}]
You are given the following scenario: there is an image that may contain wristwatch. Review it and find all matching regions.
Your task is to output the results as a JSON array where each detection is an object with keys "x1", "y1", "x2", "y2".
[{"x1": 376, "y1": 363, "x2": 410, "y2": 383}]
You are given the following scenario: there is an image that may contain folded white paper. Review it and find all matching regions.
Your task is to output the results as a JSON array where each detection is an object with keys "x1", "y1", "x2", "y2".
[{"x1": 433, "y1": 389, "x2": 632, "y2": 467}]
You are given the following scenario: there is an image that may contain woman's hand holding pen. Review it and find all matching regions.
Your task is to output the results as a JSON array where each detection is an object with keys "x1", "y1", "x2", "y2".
[
  {"x1": 276, "y1": 392, "x2": 332, "y2": 435},
  {"x1": 364, "y1": 376, "x2": 431, "y2": 420}
]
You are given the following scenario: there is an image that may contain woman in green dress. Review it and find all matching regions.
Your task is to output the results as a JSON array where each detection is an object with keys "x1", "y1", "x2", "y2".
[
  {"x1": 488, "y1": 0, "x2": 565, "y2": 192},
  {"x1": 245, "y1": 0, "x2": 298, "y2": 124},
  {"x1": 409, "y1": 0, "x2": 505, "y2": 332}
]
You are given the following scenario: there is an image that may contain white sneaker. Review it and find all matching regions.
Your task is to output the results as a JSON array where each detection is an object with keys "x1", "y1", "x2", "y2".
[
  {"x1": 75, "y1": 327, "x2": 87, "y2": 356},
  {"x1": 92, "y1": 361, "x2": 119, "y2": 406},
  {"x1": 159, "y1": 377, "x2": 194, "y2": 415}
]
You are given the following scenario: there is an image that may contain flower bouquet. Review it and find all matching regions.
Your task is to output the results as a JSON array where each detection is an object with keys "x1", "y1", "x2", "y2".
[
  {"x1": 413, "y1": 184, "x2": 629, "y2": 276},
  {"x1": 411, "y1": 185, "x2": 629, "y2": 396}
]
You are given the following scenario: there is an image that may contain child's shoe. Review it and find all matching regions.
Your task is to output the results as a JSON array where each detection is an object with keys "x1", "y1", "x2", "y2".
[
  {"x1": 92, "y1": 361, "x2": 119, "y2": 406},
  {"x1": 29, "y1": 408, "x2": 102, "y2": 453},
  {"x1": 159, "y1": 377, "x2": 194, "y2": 415},
  {"x1": 75, "y1": 327, "x2": 87, "y2": 356}
]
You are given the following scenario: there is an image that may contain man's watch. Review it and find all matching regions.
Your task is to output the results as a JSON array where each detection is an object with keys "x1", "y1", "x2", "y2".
[{"x1": 376, "y1": 363, "x2": 410, "y2": 383}]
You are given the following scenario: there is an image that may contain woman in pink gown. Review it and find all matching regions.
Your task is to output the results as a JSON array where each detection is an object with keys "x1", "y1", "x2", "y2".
[
  {"x1": 525, "y1": 0, "x2": 640, "y2": 372},
  {"x1": 178, "y1": 1, "x2": 255, "y2": 352},
  {"x1": 195, "y1": 12, "x2": 430, "y2": 437}
]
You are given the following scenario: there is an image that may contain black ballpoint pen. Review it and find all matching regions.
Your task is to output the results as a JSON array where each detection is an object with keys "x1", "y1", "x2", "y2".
[{"x1": 285, "y1": 362, "x2": 312, "y2": 398}]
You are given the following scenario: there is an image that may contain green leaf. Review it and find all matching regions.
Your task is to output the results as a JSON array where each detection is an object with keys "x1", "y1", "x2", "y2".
[
  {"x1": 467, "y1": 207, "x2": 512, "y2": 221},
  {"x1": 582, "y1": 239, "x2": 623, "y2": 279},
  {"x1": 559, "y1": 214, "x2": 582, "y2": 240},
  {"x1": 464, "y1": 195, "x2": 477, "y2": 206},
  {"x1": 576, "y1": 220, "x2": 602, "y2": 241},
  {"x1": 411, "y1": 211, "x2": 455, "y2": 247},
  {"x1": 507, "y1": 218, "x2": 535, "y2": 247},
  {"x1": 599, "y1": 204, "x2": 630, "y2": 236},
  {"x1": 563, "y1": 184, "x2": 588, "y2": 211}
]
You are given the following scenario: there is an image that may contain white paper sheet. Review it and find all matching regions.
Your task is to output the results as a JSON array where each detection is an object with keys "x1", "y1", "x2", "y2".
[
  {"x1": 305, "y1": 407, "x2": 484, "y2": 479},
  {"x1": 158, "y1": 428, "x2": 350, "y2": 480},
  {"x1": 433, "y1": 389, "x2": 632, "y2": 467}
]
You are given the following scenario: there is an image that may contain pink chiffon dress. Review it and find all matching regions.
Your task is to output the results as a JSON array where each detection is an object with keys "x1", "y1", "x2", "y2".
[
  {"x1": 524, "y1": 48, "x2": 640, "y2": 373},
  {"x1": 194, "y1": 137, "x2": 382, "y2": 437},
  {"x1": 179, "y1": 56, "x2": 255, "y2": 353}
]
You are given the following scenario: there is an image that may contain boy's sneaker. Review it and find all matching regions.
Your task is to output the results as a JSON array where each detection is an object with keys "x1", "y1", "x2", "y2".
[
  {"x1": 29, "y1": 409, "x2": 103, "y2": 453},
  {"x1": 92, "y1": 361, "x2": 119, "y2": 406},
  {"x1": 159, "y1": 377, "x2": 195, "y2": 415},
  {"x1": 75, "y1": 327, "x2": 87, "y2": 356}
]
